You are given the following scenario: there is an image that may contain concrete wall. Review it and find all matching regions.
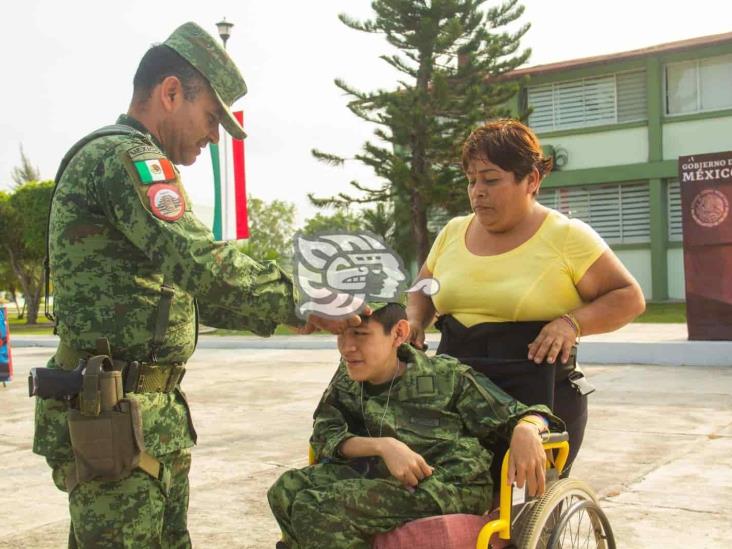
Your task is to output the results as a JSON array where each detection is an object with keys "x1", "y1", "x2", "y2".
[
  {"x1": 543, "y1": 126, "x2": 648, "y2": 171},
  {"x1": 667, "y1": 247, "x2": 686, "y2": 299},
  {"x1": 614, "y1": 248, "x2": 652, "y2": 298},
  {"x1": 663, "y1": 115, "x2": 732, "y2": 159}
]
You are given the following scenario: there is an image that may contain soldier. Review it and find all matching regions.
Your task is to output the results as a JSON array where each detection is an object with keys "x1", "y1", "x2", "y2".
[
  {"x1": 34, "y1": 21, "x2": 360, "y2": 548},
  {"x1": 268, "y1": 303, "x2": 564, "y2": 549}
]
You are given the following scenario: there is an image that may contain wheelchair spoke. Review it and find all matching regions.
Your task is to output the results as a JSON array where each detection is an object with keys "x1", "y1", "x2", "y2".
[{"x1": 519, "y1": 478, "x2": 615, "y2": 549}]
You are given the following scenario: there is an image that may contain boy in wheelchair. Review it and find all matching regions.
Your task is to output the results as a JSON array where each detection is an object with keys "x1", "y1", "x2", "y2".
[{"x1": 268, "y1": 303, "x2": 564, "y2": 549}]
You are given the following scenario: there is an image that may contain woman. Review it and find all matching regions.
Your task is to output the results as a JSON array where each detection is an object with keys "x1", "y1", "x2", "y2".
[{"x1": 407, "y1": 119, "x2": 645, "y2": 472}]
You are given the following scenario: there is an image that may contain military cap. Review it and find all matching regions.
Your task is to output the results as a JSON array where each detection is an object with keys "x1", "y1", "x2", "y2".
[
  {"x1": 360, "y1": 301, "x2": 406, "y2": 318},
  {"x1": 164, "y1": 22, "x2": 247, "y2": 139}
]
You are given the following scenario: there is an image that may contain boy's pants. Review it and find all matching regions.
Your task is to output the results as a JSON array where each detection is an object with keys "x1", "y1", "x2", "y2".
[{"x1": 268, "y1": 460, "x2": 487, "y2": 549}]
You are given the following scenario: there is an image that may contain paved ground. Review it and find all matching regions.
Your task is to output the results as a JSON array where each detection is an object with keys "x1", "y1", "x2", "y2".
[
  {"x1": 1, "y1": 345, "x2": 731, "y2": 548},
  {"x1": 12, "y1": 323, "x2": 732, "y2": 366}
]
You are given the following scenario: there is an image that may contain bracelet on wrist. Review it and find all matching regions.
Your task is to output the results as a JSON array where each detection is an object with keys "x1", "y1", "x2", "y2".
[
  {"x1": 519, "y1": 415, "x2": 549, "y2": 433},
  {"x1": 560, "y1": 313, "x2": 581, "y2": 340}
]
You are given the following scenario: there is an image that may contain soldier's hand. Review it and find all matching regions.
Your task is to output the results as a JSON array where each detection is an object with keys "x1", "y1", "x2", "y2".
[
  {"x1": 508, "y1": 423, "x2": 547, "y2": 497},
  {"x1": 298, "y1": 306, "x2": 372, "y2": 335},
  {"x1": 378, "y1": 437, "x2": 433, "y2": 488}
]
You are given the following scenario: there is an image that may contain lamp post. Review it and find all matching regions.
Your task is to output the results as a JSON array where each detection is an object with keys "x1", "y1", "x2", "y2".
[
  {"x1": 216, "y1": 18, "x2": 234, "y2": 49},
  {"x1": 215, "y1": 17, "x2": 234, "y2": 237}
]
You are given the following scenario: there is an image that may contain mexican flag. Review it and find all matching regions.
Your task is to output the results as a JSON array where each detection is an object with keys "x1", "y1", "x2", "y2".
[
  {"x1": 209, "y1": 111, "x2": 249, "y2": 241},
  {"x1": 135, "y1": 158, "x2": 176, "y2": 183}
]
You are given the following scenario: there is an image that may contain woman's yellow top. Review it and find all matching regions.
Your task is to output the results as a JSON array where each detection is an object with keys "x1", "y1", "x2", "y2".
[{"x1": 425, "y1": 209, "x2": 608, "y2": 326}]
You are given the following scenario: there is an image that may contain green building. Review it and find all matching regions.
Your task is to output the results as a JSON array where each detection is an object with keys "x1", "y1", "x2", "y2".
[{"x1": 505, "y1": 31, "x2": 732, "y2": 301}]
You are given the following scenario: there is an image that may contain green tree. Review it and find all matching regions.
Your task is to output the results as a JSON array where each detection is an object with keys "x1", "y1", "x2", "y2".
[
  {"x1": 11, "y1": 145, "x2": 41, "y2": 187},
  {"x1": 311, "y1": 0, "x2": 530, "y2": 264},
  {"x1": 301, "y1": 210, "x2": 363, "y2": 236},
  {"x1": 0, "y1": 259, "x2": 22, "y2": 316},
  {"x1": 238, "y1": 196, "x2": 297, "y2": 263},
  {"x1": 0, "y1": 181, "x2": 54, "y2": 324}
]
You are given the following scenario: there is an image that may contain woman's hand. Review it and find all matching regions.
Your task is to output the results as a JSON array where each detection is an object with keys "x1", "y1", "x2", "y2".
[
  {"x1": 527, "y1": 317, "x2": 577, "y2": 364},
  {"x1": 406, "y1": 264, "x2": 437, "y2": 352},
  {"x1": 377, "y1": 437, "x2": 434, "y2": 488},
  {"x1": 507, "y1": 423, "x2": 547, "y2": 497},
  {"x1": 408, "y1": 322, "x2": 427, "y2": 350}
]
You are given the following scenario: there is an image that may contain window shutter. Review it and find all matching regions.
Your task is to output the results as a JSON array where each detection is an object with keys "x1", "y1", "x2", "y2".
[
  {"x1": 617, "y1": 70, "x2": 647, "y2": 122},
  {"x1": 619, "y1": 183, "x2": 650, "y2": 243},
  {"x1": 588, "y1": 185, "x2": 622, "y2": 242},
  {"x1": 581, "y1": 76, "x2": 616, "y2": 126},
  {"x1": 527, "y1": 71, "x2": 645, "y2": 132},
  {"x1": 527, "y1": 85, "x2": 555, "y2": 132},
  {"x1": 667, "y1": 179, "x2": 683, "y2": 241},
  {"x1": 539, "y1": 182, "x2": 650, "y2": 244}
]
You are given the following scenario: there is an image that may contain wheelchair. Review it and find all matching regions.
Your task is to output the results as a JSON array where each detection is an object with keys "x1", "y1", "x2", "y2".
[
  {"x1": 475, "y1": 431, "x2": 615, "y2": 549},
  {"x1": 307, "y1": 430, "x2": 615, "y2": 549}
]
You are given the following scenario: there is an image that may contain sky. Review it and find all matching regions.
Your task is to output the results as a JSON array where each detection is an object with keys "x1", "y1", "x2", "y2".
[{"x1": 1, "y1": 0, "x2": 731, "y2": 228}]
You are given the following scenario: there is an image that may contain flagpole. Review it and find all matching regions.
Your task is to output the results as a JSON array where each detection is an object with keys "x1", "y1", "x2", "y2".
[{"x1": 216, "y1": 18, "x2": 234, "y2": 240}]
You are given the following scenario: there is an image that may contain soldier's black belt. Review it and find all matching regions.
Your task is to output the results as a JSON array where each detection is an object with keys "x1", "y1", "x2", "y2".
[{"x1": 55, "y1": 342, "x2": 185, "y2": 394}]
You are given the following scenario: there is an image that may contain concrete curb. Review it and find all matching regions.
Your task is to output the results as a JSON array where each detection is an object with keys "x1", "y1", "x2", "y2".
[
  {"x1": 577, "y1": 340, "x2": 732, "y2": 366},
  {"x1": 10, "y1": 334, "x2": 732, "y2": 366}
]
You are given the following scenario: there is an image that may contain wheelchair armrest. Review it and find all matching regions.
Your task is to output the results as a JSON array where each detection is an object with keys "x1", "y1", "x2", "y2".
[
  {"x1": 540, "y1": 431, "x2": 570, "y2": 477},
  {"x1": 541, "y1": 431, "x2": 569, "y2": 444},
  {"x1": 483, "y1": 431, "x2": 571, "y2": 545}
]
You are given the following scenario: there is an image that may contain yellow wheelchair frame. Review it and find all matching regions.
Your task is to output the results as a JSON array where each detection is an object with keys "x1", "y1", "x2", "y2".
[
  {"x1": 478, "y1": 432, "x2": 615, "y2": 549},
  {"x1": 307, "y1": 432, "x2": 615, "y2": 549},
  {"x1": 476, "y1": 432, "x2": 569, "y2": 548}
]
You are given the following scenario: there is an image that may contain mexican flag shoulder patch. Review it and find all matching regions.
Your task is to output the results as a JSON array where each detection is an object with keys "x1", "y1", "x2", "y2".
[{"x1": 134, "y1": 158, "x2": 176, "y2": 184}]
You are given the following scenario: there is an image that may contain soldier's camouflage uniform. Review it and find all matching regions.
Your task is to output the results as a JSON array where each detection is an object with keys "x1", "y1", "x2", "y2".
[
  {"x1": 268, "y1": 344, "x2": 563, "y2": 549},
  {"x1": 34, "y1": 110, "x2": 301, "y2": 548}
]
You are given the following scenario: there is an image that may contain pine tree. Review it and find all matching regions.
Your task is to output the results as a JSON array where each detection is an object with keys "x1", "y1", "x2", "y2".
[
  {"x1": 11, "y1": 145, "x2": 41, "y2": 187},
  {"x1": 311, "y1": 0, "x2": 530, "y2": 265}
]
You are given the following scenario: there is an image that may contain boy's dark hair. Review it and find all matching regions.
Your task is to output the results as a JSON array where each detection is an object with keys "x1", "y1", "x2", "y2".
[
  {"x1": 132, "y1": 44, "x2": 208, "y2": 103},
  {"x1": 360, "y1": 303, "x2": 407, "y2": 334}
]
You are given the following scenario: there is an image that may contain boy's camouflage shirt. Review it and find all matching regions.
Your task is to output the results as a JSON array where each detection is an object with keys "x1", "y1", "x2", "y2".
[
  {"x1": 310, "y1": 344, "x2": 564, "y2": 514},
  {"x1": 35, "y1": 114, "x2": 301, "y2": 462}
]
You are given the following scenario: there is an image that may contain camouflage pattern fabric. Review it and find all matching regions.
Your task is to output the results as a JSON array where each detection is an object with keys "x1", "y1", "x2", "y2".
[
  {"x1": 52, "y1": 449, "x2": 191, "y2": 548},
  {"x1": 164, "y1": 22, "x2": 247, "y2": 140},
  {"x1": 268, "y1": 344, "x2": 563, "y2": 547},
  {"x1": 34, "y1": 113, "x2": 301, "y2": 547},
  {"x1": 268, "y1": 461, "x2": 445, "y2": 549}
]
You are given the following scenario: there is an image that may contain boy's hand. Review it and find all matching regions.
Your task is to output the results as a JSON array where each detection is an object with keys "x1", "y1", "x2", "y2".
[
  {"x1": 507, "y1": 423, "x2": 547, "y2": 497},
  {"x1": 378, "y1": 438, "x2": 434, "y2": 488}
]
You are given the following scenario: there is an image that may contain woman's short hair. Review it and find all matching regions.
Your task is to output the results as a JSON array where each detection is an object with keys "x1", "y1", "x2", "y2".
[{"x1": 461, "y1": 119, "x2": 553, "y2": 181}]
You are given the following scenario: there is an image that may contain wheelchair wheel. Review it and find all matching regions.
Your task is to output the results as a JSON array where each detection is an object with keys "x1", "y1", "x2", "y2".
[{"x1": 516, "y1": 478, "x2": 615, "y2": 549}]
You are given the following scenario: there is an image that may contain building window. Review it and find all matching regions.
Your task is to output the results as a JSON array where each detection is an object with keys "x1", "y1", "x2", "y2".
[
  {"x1": 667, "y1": 179, "x2": 683, "y2": 241},
  {"x1": 538, "y1": 182, "x2": 650, "y2": 244},
  {"x1": 665, "y1": 54, "x2": 732, "y2": 115},
  {"x1": 527, "y1": 70, "x2": 647, "y2": 133}
]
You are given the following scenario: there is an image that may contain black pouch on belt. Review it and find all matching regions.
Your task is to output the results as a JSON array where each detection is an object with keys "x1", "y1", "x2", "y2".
[{"x1": 66, "y1": 355, "x2": 145, "y2": 488}]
